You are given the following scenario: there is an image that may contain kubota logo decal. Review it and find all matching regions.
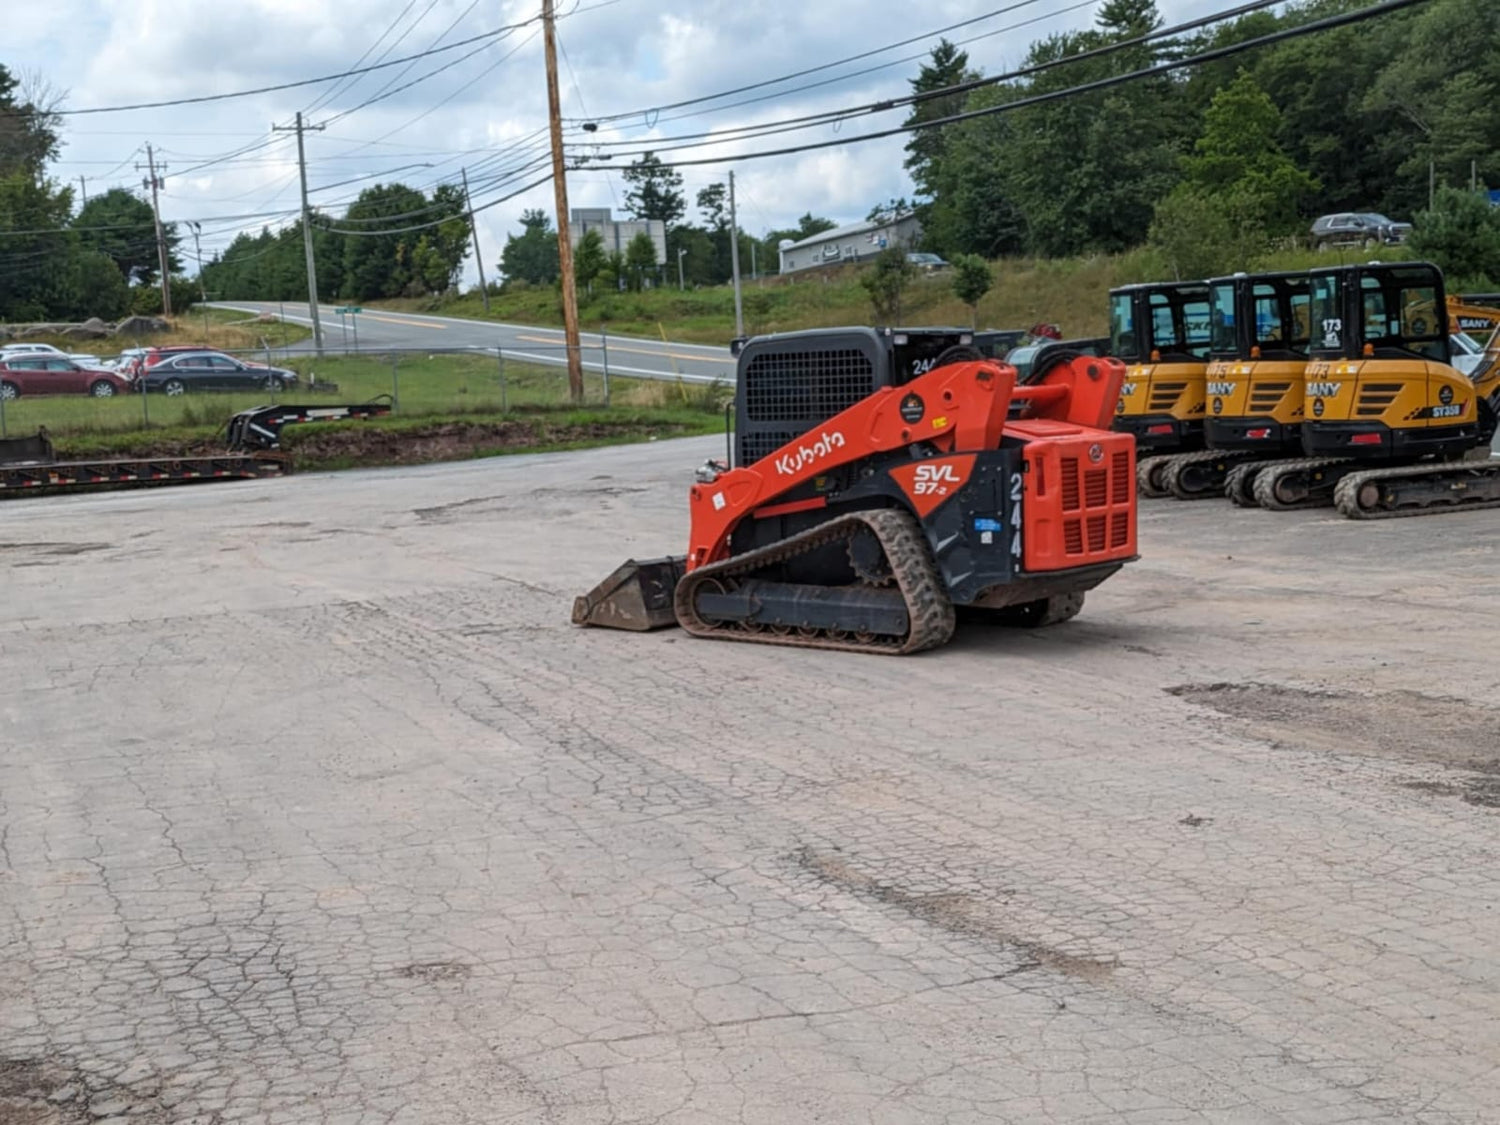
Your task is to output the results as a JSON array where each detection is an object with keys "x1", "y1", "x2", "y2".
[
  {"x1": 1307, "y1": 381, "x2": 1343, "y2": 398},
  {"x1": 774, "y1": 430, "x2": 846, "y2": 476}
]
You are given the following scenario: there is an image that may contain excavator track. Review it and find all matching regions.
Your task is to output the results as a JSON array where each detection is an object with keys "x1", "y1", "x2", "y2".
[
  {"x1": 1224, "y1": 460, "x2": 1264, "y2": 507},
  {"x1": 1251, "y1": 457, "x2": 1353, "y2": 511},
  {"x1": 1334, "y1": 461, "x2": 1500, "y2": 519},
  {"x1": 1161, "y1": 449, "x2": 1258, "y2": 500},
  {"x1": 1136, "y1": 455, "x2": 1177, "y2": 499},
  {"x1": 674, "y1": 508, "x2": 956, "y2": 655}
]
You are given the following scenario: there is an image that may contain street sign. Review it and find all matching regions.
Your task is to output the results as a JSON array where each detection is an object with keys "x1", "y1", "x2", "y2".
[{"x1": 334, "y1": 306, "x2": 363, "y2": 314}]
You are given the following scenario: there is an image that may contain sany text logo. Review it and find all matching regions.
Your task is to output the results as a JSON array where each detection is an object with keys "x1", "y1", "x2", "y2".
[
  {"x1": 1307, "y1": 381, "x2": 1343, "y2": 398},
  {"x1": 1119, "y1": 382, "x2": 1139, "y2": 397},
  {"x1": 1207, "y1": 381, "x2": 1236, "y2": 396},
  {"x1": 913, "y1": 463, "x2": 962, "y2": 496},
  {"x1": 774, "y1": 430, "x2": 847, "y2": 476}
]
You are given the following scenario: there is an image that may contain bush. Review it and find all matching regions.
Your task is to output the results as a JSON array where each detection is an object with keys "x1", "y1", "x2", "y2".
[{"x1": 1408, "y1": 187, "x2": 1500, "y2": 288}]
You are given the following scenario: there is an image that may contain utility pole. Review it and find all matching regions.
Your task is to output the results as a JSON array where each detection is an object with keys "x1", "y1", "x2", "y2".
[
  {"x1": 274, "y1": 112, "x2": 326, "y2": 355},
  {"x1": 77, "y1": 175, "x2": 87, "y2": 208},
  {"x1": 460, "y1": 167, "x2": 491, "y2": 314},
  {"x1": 138, "y1": 144, "x2": 172, "y2": 316},
  {"x1": 542, "y1": 0, "x2": 584, "y2": 405},
  {"x1": 188, "y1": 221, "x2": 207, "y2": 302},
  {"x1": 728, "y1": 170, "x2": 744, "y2": 339}
]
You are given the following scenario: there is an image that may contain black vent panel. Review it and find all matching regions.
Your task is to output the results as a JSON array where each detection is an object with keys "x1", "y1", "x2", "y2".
[{"x1": 743, "y1": 347, "x2": 876, "y2": 425}]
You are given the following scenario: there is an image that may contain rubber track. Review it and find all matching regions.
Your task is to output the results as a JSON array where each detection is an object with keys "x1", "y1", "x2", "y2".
[
  {"x1": 675, "y1": 508, "x2": 956, "y2": 655},
  {"x1": 1136, "y1": 455, "x2": 1177, "y2": 499},
  {"x1": 1252, "y1": 457, "x2": 1351, "y2": 511},
  {"x1": 1223, "y1": 461, "x2": 1263, "y2": 507},
  {"x1": 1163, "y1": 449, "x2": 1257, "y2": 501},
  {"x1": 1334, "y1": 461, "x2": 1500, "y2": 520}
]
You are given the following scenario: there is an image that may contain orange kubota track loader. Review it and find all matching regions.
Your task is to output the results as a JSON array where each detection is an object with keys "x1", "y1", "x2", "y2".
[{"x1": 573, "y1": 327, "x2": 1137, "y2": 655}]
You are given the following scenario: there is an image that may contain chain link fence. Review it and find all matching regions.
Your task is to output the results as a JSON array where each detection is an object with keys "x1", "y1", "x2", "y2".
[{"x1": 0, "y1": 340, "x2": 727, "y2": 440}]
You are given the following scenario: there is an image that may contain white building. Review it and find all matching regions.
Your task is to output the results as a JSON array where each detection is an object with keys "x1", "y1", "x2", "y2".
[
  {"x1": 570, "y1": 208, "x2": 667, "y2": 264},
  {"x1": 778, "y1": 212, "x2": 923, "y2": 275}
]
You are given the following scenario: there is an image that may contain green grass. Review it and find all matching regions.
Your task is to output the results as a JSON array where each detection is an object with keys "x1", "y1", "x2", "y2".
[
  {"x1": 0, "y1": 349, "x2": 729, "y2": 471},
  {"x1": 0, "y1": 351, "x2": 728, "y2": 442},
  {"x1": 377, "y1": 243, "x2": 1416, "y2": 344}
]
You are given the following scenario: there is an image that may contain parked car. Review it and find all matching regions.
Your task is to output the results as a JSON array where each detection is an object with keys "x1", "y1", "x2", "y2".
[
  {"x1": 1310, "y1": 212, "x2": 1412, "y2": 249},
  {"x1": 1450, "y1": 331, "x2": 1485, "y2": 377},
  {"x1": 906, "y1": 252, "x2": 950, "y2": 273},
  {"x1": 136, "y1": 351, "x2": 298, "y2": 395},
  {"x1": 0, "y1": 356, "x2": 133, "y2": 399},
  {"x1": 0, "y1": 341, "x2": 103, "y2": 367}
]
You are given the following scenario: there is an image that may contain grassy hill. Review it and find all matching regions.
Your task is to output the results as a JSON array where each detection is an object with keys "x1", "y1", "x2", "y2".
[{"x1": 378, "y1": 244, "x2": 1407, "y2": 344}]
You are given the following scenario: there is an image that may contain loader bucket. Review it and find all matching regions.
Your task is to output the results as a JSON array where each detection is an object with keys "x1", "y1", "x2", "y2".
[
  {"x1": 571, "y1": 556, "x2": 687, "y2": 631},
  {"x1": 0, "y1": 430, "x2": 55, "y2": 467}
]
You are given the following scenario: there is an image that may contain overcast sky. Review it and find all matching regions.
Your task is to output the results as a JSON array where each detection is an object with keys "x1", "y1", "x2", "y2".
[{"x1": 10, "y1": 0, "x2": 1205, "y2": 287}]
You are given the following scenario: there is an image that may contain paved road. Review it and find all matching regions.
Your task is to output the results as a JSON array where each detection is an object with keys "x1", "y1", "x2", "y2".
[
  {"x1": 207, "y1": 299, "x2": 737, "y2": 385},
  {"x1": 3, "y1": 443, "x2": 1500, "y2": 1122}
]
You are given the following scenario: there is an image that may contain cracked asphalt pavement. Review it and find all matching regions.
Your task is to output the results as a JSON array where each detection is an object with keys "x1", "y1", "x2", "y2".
[{"x1": 3, "y1": 436, "x2": 1499, "y2": 1123}]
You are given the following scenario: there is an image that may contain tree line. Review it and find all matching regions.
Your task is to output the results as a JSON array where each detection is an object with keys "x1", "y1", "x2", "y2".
[
  {"x1": 200, "y1": 183, "x2": 470, "y2": 304},
  {"x1": 0, "y1": 65, "x2": 192, "y2": 322},
  {"x1": 904, "y1": 0, "x2": 1498, "y2": 278},
  {"x1": 0, "y1": 58, "x2": 473, "y2": 322}
]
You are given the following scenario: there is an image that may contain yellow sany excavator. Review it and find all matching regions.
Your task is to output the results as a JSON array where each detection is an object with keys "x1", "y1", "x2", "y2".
[
  {"x1": 1248, "y1": 261, "x2": 1500, "y2": 518},
  {"x1": 1135, "y1": 270, "x2": 1313, "y2": 501},
  {"x1": 1106, "y1": 281, "x2": 1213, "y2": 495},
  {"x1": 1449, "y1": 293, "x2": 1500, "y2": 338}
]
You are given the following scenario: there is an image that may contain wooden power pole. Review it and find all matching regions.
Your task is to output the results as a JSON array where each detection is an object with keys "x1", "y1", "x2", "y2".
[
  {"x1": 138, "y1": 144, "x2": 172, "y2": 316},
  {"x1": 461, "y1": 167, "x2": 491, "y2": 314},
  {"x1": 274, "y1": 112, "x2": 327, "y2": 355},
  {"x1": 542, "y1": 0, "x2": 584, "y2": 404}
]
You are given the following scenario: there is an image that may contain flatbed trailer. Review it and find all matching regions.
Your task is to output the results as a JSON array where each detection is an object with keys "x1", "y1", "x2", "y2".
[{"x1": 0, "y1": 401, "x2": 390, "y2": 496}]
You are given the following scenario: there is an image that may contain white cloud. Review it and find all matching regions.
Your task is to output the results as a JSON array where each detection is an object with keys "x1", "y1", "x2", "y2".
[{"x1": 11, "y1": 0, "x2": 1204, "y2": 286}]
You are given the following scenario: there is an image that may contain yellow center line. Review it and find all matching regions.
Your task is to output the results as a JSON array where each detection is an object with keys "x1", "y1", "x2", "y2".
[
  {"x1": 515, "y1": 333, "x2": 710, "y2": 362},
  {"x1": 349, "y1": 311, "x2": 447, "y2": 330}
]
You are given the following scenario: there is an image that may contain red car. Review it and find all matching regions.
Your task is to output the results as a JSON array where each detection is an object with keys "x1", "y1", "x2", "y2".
[{"x1": 0, "y1": 356, "x2": 134, "y2": 399}]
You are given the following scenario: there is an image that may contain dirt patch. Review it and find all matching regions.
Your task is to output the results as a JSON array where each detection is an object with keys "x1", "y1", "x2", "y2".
[
  {"x1": 1170, "y1": 682, "x2": 1500, "y2": 806},
  {"x1": 398, "y1": 961, "x2": 472, "y2": 983},
  {"x1": 0, "y1": 1057, "x2": 160, "y2": 1125},
  {"x1": 285, "y1": 420, "x2": 694, "y2": 470},
  {"x1": 1400, "y1": 778, "x2": 1500, "y2": 809},
  {"x1": 48, "y1": 419, "x2": 703, "y2": 476},
  {"x1": 792, "y1": 846, "x2": 1116, "y2": 983}
]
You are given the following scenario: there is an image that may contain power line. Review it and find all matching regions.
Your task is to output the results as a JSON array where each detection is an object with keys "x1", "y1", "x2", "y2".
[
  {"x1": 303, "y1": 0, "x2": 423, "y2": 116},
  {"x1": 322, "y1": 173, "x2": 554, "y2": 236},
  {"x1": 574, "y1": 0, "x2": 1056, "y2": 127},
  {"x1": 29, "y1": 16, "x2": 541, "y2": 116},
  {"x1": 572, "y1": 0, "x2": 1425, "y2": 172},
  {"x1": 573, "y1": 0, "x2": 1284, "y2": 161}
]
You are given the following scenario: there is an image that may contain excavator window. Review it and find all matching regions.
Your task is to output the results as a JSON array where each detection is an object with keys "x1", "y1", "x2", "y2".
[
  {"x1": 1357, "y1": 269, "x2": 1449, "y2": 363},
  {"x1": 1310, "y1": 275, "x2": 1345, "y2": 356},
  {"x1": 1109, "y1": 294, "x2": 1140, "y2": 360},
  {"x1": 1208, "y1": 283, "x2": 1237, "y2": 355},
  {"x1": 1147, "y1": 292, "x2": 1212, "y2": 361}
]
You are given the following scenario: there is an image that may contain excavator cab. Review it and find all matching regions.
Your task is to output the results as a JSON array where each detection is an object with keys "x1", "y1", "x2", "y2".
[
  {"x1": 1108, "y1": 281, "x2": 1212, "y2": 455},
  {"x1": 1302, "y1": 262, "x2": 1487, "y2": 460},
  {"x1": 1205, "y1": 270, "x2": 1312, "y2": 453}
]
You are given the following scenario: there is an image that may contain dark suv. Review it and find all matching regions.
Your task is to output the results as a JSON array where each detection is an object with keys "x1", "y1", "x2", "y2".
[{"x1": 1310, "y1": 212, "x2": 1412, "y2": 249}]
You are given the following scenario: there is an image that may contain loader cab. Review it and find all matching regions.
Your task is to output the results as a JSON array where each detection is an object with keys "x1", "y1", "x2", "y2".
[
  {"x1": 1108, "y1": 281, "x2": 1211, "y2": 453},
  {"x1": 1302, "y1": 261, "x2": 1489, "y2": 460},
  {"x1": 731, "y1": 326, "x2": 977, "y2": 468},
  {"x1": 1204, "y1": 271, "x2": 1312, "y2": 452}
]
